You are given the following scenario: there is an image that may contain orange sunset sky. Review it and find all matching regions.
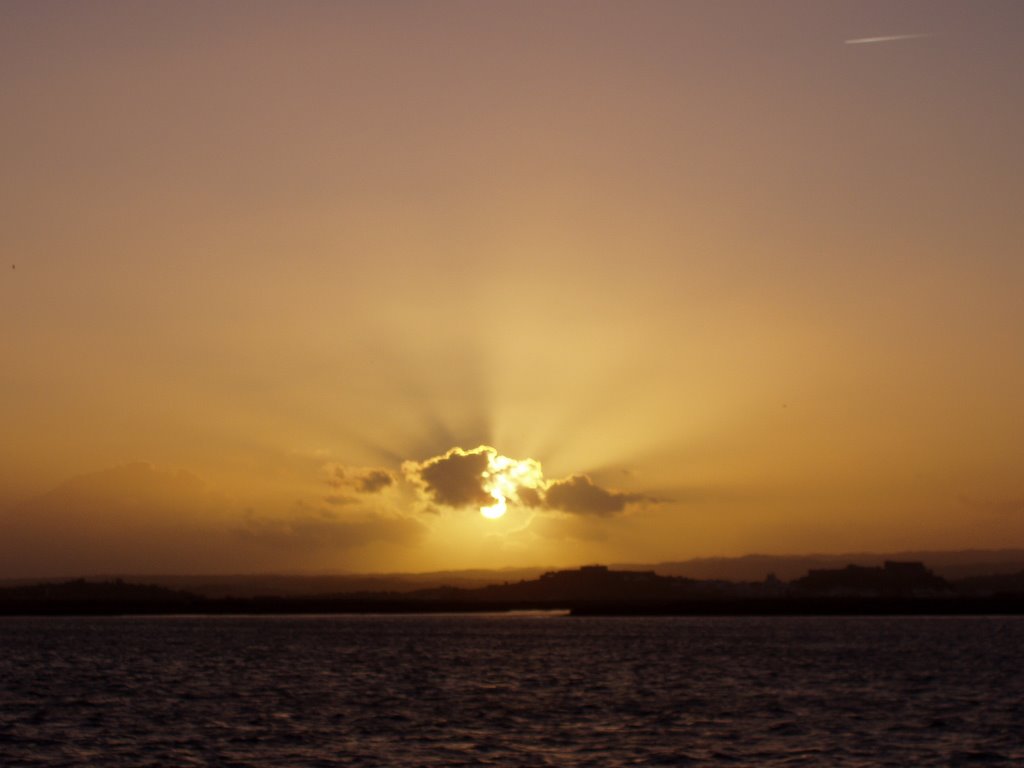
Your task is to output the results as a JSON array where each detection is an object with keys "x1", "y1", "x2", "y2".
[{"x1": 2, "y1": 2, "x2": 1023, "y2": 577}]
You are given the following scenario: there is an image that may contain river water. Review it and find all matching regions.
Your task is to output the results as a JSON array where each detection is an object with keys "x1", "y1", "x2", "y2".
[{"x1": 1, "y1": 614, "x2": 1021, "y2": 766}]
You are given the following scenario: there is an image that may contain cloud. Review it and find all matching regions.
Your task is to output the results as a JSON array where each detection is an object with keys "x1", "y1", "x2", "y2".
[
  {"x1": 14, "y1": 462, "x2": 227, "y2": 520},
  {"x1": 544, "y1": 474, "x2": 647, "y2": 516},
  {"x1": 402, "y1": 446, "x2": 494, "y2": 509},
  {"x1": 517, "y1": 485, "x2": 545, "y2": 508},
  {"x1": 0, "y1": 462, "x2": 421, "y2": 576},
  {"x1": 403, "y1": 445, "x2": 651, "y2": 518},
  {"x1": 0, "y1": 452, "x2": 656, "y2": 578},
  {"x1": 323, "y1": 494, "x2": 356, "y2": 506},
  {"x1": 324, "y1": 464, "x2": 396, "y2": 504},
  {"x1": 355, "y1": 469, "x2": 394, "y2": 494},
  {"x1": 845, "y1": 33, "x2": 932, "y2": 45},
  {"x1": 0, "y1": 463, "x2": 236, "y2": 575},
  {"x1": 238, "y1": 503, "x2": 425, "y2": 551}
]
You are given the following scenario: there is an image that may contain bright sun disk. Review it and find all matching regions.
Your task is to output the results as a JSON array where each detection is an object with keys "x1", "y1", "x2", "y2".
[{"x1": 478, "y1": 452, "x2": 544, "y2": 519}]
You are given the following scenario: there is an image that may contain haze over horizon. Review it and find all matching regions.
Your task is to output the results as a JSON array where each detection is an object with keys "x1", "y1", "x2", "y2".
[{"x1": 3, "y1": 1, "x2": 1024, "y2": 577}]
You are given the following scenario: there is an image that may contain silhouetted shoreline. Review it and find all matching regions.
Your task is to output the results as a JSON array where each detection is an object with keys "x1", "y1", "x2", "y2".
[
  {"x1": 3, "y1": 564, "x2": 1024, "y2": 616},
  {"x1": 4, "y1": 596, "x2": 1024, "y2": 617},
  {"x1": 567, "y1": 596, "x2": 1024, "y2": 616}
]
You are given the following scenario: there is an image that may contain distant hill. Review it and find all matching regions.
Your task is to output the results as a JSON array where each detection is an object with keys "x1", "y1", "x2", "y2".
[
  {"x1": 4, "y1": 565, "x2": 1024, "y2": 615},
  {"x1": 636, "y1": 550, "x2": 1024, "y2": 582},
  {"x1": 0, "y1": 578, "x2": 199, "y2": 612},
  {"x1": 2, "y1": 551, "x2": 1021, "y2": 596},
  {"x1": 0, "y1": 567, "x2": 553, "y2": 598}
]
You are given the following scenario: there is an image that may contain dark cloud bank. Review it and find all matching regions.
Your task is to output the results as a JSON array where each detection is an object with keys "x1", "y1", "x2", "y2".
[{"x1": 403, "y1": 445, "x2": 654, "y2": 517}]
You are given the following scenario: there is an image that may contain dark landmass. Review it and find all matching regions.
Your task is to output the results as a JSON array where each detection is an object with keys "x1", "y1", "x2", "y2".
[
  {"x1": 636, "y1": 549, "x2": 1024, "y2": 582},
  {"x1": 5, "y1": 549, "x2": 1022, "y2": 597},
  {"x1": 569, "y1": 596, "x2": 1024, "y2": 617},
  {"x1": 0, "y1": 568, "x2": 553, "y2": 598},
  {"x1": 3, "y1": 562, "x2": 1024, "y2": 616},
  {"x1": 0, "y1": 578, "x2": 199, "y2": 614}
]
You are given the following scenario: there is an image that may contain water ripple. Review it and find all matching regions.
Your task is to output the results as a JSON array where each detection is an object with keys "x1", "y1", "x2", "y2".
[{"x1": 0, "y1": 615, "x2": 1022, "y2": 766}]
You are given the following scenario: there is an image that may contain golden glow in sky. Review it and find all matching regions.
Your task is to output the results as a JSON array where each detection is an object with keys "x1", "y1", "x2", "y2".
[
  {"x1": 479, "y1": 453, "x2": 544, "y2": 519},
  {"x1": 2, "y1": 2, "x2": 1024, "y2": 576}
]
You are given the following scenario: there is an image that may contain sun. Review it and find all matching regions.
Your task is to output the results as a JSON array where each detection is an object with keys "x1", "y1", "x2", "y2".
[{"x1": 478, "y1": 452, "x2": 544, "y2": 519}]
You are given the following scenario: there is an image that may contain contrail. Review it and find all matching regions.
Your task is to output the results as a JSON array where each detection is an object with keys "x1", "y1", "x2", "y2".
[{"x1": 845, "y1": 33, "x2": 932, "y2": 45}]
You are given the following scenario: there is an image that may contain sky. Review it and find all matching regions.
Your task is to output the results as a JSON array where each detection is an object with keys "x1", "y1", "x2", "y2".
[{"x1": 2, "y1": 1, "x2": 1023, "y2": 577}]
